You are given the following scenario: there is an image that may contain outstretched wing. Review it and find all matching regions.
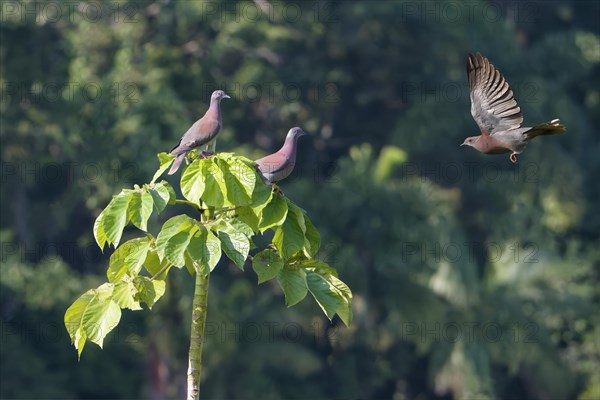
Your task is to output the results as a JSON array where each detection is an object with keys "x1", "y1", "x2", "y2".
[{"x1": 467, "y1": 53, "x2": 523, "y2": 134}]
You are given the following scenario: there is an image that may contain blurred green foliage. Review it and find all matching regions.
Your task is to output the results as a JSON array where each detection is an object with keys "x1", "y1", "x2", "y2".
[{"x1": 1, "y1": 0, "x2": 599, "y2": 399}]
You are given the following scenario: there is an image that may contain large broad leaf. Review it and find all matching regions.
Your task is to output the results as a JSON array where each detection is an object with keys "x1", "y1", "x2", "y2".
[
  {"x1": 93, "y1": 211, "x2": 108, "y2": 251},
  {"x1": 186, "y1": 227, "x2": 222, "y2": 275},
  {"x1": 107, "y1": 236, "x2": 152, "y2": 282},
  {"x1": 251, "y1": 178, "x2": 273, "y2": 209},
  {"x1": 259, "y1": 193, "x2": 288, "y2": 232},
  {"x1": 64, "y1": 283, "x2": 121, "y2": 359},
  {"x1": 327, "y1": 274, "x2": 353, "y2": 326},
  {"x1": 143, "y1": 249, "x2": 172, "y2": 280},
  {"x1": 218, "y1": 156, "x2": 256, "y2": 206},
  {"x1": 180, "y1": 158, "x2": 205, "y2": 205},
  {"x1": 303, "y1": 213, "x2": 321, "y2": 257},
  {"x1": 306, "y1": 272, "x2": 343, "y2": 321},
  {"x1": 218, "y1": 222, "x2": 250, "y2": 270},
  {"x1": 128, "y1": 190, "x2": 153, "y2": 231},
  {"x1": 155, "y1": 215, "x2": 198, "y2": 267},
  {"x1": 97, "y1": 190, "x2": 133, "y2": 249},
  {"x1": 301, "y1": 259, "x2": 339, "y2": 277},
  {"x1": 112, "y1": 277, "x2": 142, "y2": 310},
  {"x1": 202, "y1": 159, "x2": 227, "y2": 207},
  {"x1": 151, "y1": 152, "x2": 176, "y2": 183},
  {"x1": 277, "y1": 268, "x2": 308, "y2": 306},
  {"x1": 148, "y1": 181, "x2": 175, "y2": 213},
  {"x1": 273, "y1": 202, "x2": 306, "y2": 260},
  {"x1": 252, "y1": 249, "x2": 284, "y2": 284},
  {"x1": 236, "y1": 206, "x2": 261, "y2": 233},
  {"x1": 133, "y1": 276, "x2": 166, "y2": 309}
]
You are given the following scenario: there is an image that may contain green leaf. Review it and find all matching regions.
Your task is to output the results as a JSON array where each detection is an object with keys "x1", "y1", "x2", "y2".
[
  {"x1": 300, "y1": 259, "x2": 339, "y2": 278},
  {"x1": 180, "y1": 158, "x2": 205, "y2": 205},
  {"x1": 202, "y1": 159, "x2": 227, "y2": 207},
  {"x1": 93, "y1": 211, "x2": 108, "y2": 250},
  {"x1": 148, "y1": 181, "x2": 174, "y2": 213},
  {"x1": 143, "y1": 249, "x2": 172, "y2": 280},
  {"x1": 113, "y1": 278, "x2": 142, "y2": 310},
  {"x1": 277, "y1": 268, "x2": 308, "y2": 306},
  {"x1": 64, "y1": 283, "x2": 121, "y2": 358},
  {"x1": 155, "y1": 215, "x2": 198, "y2": 267},
  {"x1": 107, "y1": 236, "x2": 152, "y2": 282},
  {"x1": 128, "y1": 190, "x2": 153, "y2": 231},
  {"x1": 236, "y1": 206, "x2": 260, "y2": 232},
  {"x1": 151, "y1": 152, "x2": 176, "y2": 183},
  {"x1": 229, "y1": 219, "x2": 254, "y2": 238},
  {"x1": 133, "y1": 276, "x2": 166, "y2": 309},
  {"x1": 252, "y1": 249, "x2": 284, "y2": 284},
  {"x1": 328, "y1": 274, "x2": 353, "y2": 326},
  {"x1": 251, "y1": 178, "x2": 273, "y2": 209},
  {"x1": 218, "y1": 156, "x2": 255, "y2": 206},
  {"x1": 303, "y1": 213, "x2": 321, "y2": 257},
  {"x1": 273, "y1": 203, "x2": 306, "y2": 260},
  {"x1": 259, "y1": 193, "x2": 288, "y2": 232},
  {"x1": 101, "y1": 191, "x2": 133, "y2": 248},
  {"x1": 217, "y1": 222, "x2": 250, "y2": 270},
  {"x1": 306, "y1": 272, "x2": 343, "y2": 321},
  {"x1": 186, "y1": 227, "x2": 222, "y2": 275}
]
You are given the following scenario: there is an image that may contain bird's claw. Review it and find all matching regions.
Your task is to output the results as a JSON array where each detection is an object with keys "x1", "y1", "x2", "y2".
[
  {"x1": 510, "y1": 153, "x2": 518, "y2": 164},
  {"x1": 200, "y1": 151, "x2": 215, "y2": 159},
  {"x1": 272, "y1": 184, "x2": 285, "y2": 196}
]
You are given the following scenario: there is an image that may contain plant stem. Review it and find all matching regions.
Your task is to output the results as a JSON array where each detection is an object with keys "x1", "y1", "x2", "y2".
[
  {"x1": 186, "y1": 271, "x2": 210, "y2": 400},
  {"x1": 175, "y1": 199, "x2": 204, "y2": 215}
]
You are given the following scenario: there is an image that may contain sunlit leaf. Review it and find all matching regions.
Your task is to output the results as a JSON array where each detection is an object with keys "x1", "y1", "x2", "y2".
[
  {"x1": 202, "y1": 159, "x2": 227, "y2": 207},
  {"x1": 186, "y1": 227, "x2": 222, "y2": 275},
  {"x1": 133, "y1": 276, "x2": 166, "y2": 309},
  {"x1": 113, "y1": 277, "x2": 142, "y2": 310},
  {"x1": 306, "y1": 272, "x2": 342, "y2": 321},
  {"x1": 151, "y1": 152, "x2": 176, "y2": 183},
  {"x1": 155, "y1": 215, "x2": 198, "y2": 267},
  {"x1": 218, "y1": 222, "x2": 250, "y2": 270},
  {"x1": 218, "y1": 156, "x2": 256, "y2": 206},
  {"x1": 64, "y1": 283, "x2": 121, "y2": 358},
  {"x1": 128, "y1": 190, "x2": 153, "y2": 231},
  {"x1": 252, "y1": 249, "x2": 284, "y2": 284},
  {"x1": 259, "y1": 193, "x2": 288, "y2": 232},
  {"x1": 277, "y1": 268, "x2": 308, "y2": 306},
  {"x1": 101, "y1": 191, "x2": 133, "y2": 248},
  {"x1": 303, "y1": 213, "x2": 321, "y2": 257},
  {"x1": 107, "y1": 236, "x2": 152, "y2": 282},
  {"x1": 148, "y1": 181, "x2": 175, "y2": 213},
  {"x1": 273, "y1": 203, "x2": 305, "y2": 260},
  {"x1": 180, "y1": 158, "x2": 205, "y2": 205}
]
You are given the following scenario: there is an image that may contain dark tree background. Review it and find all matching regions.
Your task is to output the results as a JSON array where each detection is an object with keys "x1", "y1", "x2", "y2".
[{"x1": 1, "y1": 0, "x2": 599, "y2": 398}]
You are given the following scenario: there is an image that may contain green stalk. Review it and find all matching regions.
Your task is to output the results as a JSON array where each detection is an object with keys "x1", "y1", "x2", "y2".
[
  {"x1": 186, "y1": 270, "x2": 210, "y2": 399},
  {"x1": 187, "y1": 199, "x2": 214, "y2": 399}
]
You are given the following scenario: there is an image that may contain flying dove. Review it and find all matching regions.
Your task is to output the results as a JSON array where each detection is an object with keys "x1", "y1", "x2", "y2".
[{"x1": 461, "y1": 53, "x2": 565, "y2": 163}]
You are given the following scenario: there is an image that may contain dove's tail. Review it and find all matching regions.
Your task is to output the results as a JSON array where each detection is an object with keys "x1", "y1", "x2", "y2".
[
  {"x1": 168, "y1": 153, "x2": 186, "y2": 175},
  {"x1": 525, "y1": 119, "x2": 566, "y2": 141}
]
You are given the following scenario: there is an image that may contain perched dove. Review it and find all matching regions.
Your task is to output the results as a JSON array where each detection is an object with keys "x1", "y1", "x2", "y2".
[
  {"x1": 461, "y1": 53, "x2": 565, "y2": 163},
  {"x1": 168, "y1": 90, "x2": 230, "y2": 175},
  {"x1": 255, "y1": 127, "x2": 306, "y2": 184}
]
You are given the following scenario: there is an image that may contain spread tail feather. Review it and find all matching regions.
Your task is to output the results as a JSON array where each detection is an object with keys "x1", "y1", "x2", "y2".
[
  {"x1": 525, "y1": 119, "x2": 566, "y2": 140},
  {"x1": 168, "y1": 153, "x2": 186, "y2": 175}
]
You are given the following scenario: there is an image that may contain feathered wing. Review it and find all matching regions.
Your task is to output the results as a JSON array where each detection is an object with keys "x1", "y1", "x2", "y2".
[
  {"x1": 467, "y1": 53, "x2": 523, "y2": 135},
  {"x1": 170, "y1": 118, "x2": 220, "y2": 156},
  {"x1": 255, "y1": 152, "x2": 290, "y2": 183},
  {"x1": 167, "y1": 118, "x2": 220, "y2": 175}
]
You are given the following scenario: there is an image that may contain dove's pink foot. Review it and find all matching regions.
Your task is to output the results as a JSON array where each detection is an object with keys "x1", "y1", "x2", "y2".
[
  {"x1": 510, "y1": 152, "x2": 518, "y2": 164},
  {"x1": 200, "y1": 151, "x2": 215, "y2": 159}
]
